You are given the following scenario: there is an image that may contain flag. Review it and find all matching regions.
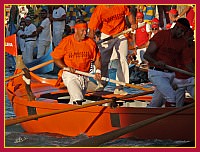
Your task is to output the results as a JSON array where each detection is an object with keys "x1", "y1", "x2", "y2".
[
  {"x1": 5, "y1": 34, "x2": 17, "y2": 56},
  {"x1": 9, "y1": 22, "x2": 17, "y2": 35}
]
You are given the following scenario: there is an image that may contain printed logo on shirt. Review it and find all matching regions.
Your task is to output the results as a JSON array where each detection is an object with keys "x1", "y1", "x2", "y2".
[
  {"x1": 68, "y1": 51, "x2": 90, "y2": 59},
  {"x1": 141, "y1": 28, "x2": 145, "y2": 32},
  {"x1": 103, "y1": 13, "x2": 124, "y2": 23}
]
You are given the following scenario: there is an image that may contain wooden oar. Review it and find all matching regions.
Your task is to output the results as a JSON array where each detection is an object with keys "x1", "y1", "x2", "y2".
[
  {"x1": 5, "y1": 90, "x2": 153, "y2": 127},
  {"x1": 96, "y1": 28, "x2": 132, "y2": 45},
  {"x1": 69, "y1": 102, "x2": 194, "y2": 147},
  {"x1": 5, "y1": 60, "x2": 54, "y2": 81},
  {"x1": 63, "y1": 68, "x2": 152, "y2": 91},
  {"x1": 96, "y1": 22, "x2": 145, "y2": 45},
  {"x1": 165, "y1": 65, "x2": 195, "y2": 77}
]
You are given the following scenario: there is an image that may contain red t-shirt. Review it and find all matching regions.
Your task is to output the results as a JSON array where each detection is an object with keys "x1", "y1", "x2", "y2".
[
  {"x1": 175, "y1": 44, "x2": 195, "y2": 79},
  {"x1": 135, "y1": 23, "x2": 149, "y2": 47},
  {"x1": 149, "y1": 30, "x2": 188, "y2": 67},
  {"x1": 88, "y1": 5, "x2": 131, "y2": 35},
  {"x1": 51, "y1": 34, "x2": 100, "y2": 72}
]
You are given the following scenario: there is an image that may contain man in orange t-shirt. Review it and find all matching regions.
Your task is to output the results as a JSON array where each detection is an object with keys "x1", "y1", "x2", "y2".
[
  {"x1": 51, "y1": 20, "x2": 101, "y2": 105},
  {"x1": 88, "y1": 5, "x2": 136, "y2": 95}
]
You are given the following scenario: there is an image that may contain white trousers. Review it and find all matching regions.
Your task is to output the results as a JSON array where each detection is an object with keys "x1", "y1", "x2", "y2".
[
  {"x1": 23, "y1": 41, "x2": 36, "y2": 64},
  {"x1": 62, "y1": 71, "x2": 88, "y2": 104},
  {"x1": 136, "y1": 48, "x2": 147, "y2": 64},
  {"x1": 173, "y1": 77, "x2": 195, "y2": 107},
  {"x1": 37, "y1": 40, "x2": 51, "y2": 58},
  {"x1": 99, "y1": 33, "x2": 129, "y2": 87},
  {"x1": 53, "y1": 28, "x2": 64, "y2": 47}
]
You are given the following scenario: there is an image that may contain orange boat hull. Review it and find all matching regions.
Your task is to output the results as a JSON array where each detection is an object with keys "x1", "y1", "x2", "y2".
[{"x1": 6, "y1": 72, "x2": 195, "y2": 141}]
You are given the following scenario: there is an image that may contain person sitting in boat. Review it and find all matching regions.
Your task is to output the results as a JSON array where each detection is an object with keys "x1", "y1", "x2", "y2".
[
  {"x1": 88, "y1": 5, "x2": 137, "y2": 95},
  {"x1": 144, "y1": 18, "x2": 191, "y2": 107},
  {"x1": 51, "y1": 20, "x2": 101, "y2": 105},
  {"x1": 133, "y1": 12, "x2": 151, "y2": 65},
  {"x1": 36, "y1": 9, "x2": 52, "y2": 59}
]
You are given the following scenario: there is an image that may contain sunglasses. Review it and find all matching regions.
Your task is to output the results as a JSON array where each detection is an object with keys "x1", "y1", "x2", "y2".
[{"x1": 152, "y1": 28, "x2": 158, "y2": 30}]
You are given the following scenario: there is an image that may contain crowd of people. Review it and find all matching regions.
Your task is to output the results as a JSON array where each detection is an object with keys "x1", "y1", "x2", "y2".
[{"x1": 5, "y1": 4, "x2": 195, "y2": 107}]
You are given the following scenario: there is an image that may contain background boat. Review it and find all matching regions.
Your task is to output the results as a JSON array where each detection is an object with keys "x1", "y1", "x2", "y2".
[{"x1": 25, "y1": 44, "x2": 54, "y2": 74}]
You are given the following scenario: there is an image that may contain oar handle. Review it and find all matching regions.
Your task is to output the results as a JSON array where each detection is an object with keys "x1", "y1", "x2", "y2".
[
  {"x1": 96, "y1": 28, "x2": 132, "y2": 45},
  {"x1": 165, "y1": 65, "x2": 195, "y2": 77},
  {"x1": 64, "y1": 68, "x2": 152, "y2": 91},
  {"x1": 29, "y1": 60, "x2": 54, "y2": 71},
  {"x1": 5, "y1": 60, "x2": 54, "y2": 81}
]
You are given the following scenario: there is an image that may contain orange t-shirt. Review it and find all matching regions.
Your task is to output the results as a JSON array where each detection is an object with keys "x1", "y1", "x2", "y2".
[
  {"x1": 51, "y1": 34, "x2": 100, "y2": 72},
  {"x1": 88, "y1": 5, "x2": 131, "y2": 35}
]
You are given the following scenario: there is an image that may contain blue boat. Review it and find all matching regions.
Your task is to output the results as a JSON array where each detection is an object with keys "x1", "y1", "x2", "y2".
[{"x1": 26, "y1": 44, "x2": 54, "y2": 74}]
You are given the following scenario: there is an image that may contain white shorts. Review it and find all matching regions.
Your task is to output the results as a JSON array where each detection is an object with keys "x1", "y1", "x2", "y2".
[{"x1": 62, "y1": 71, "x2": 88, "y2": 104}]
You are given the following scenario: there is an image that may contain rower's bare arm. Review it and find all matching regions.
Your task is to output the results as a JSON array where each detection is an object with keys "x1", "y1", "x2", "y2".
[
  {"x1": 94, "y1": 55, "x2": 101, "y2": 80},
  {"x1": 53, "y1": 58, "x2": 66, "y2": 69},
  {"x1": 127, "y1": 13, "x2": 137, "y2": 30},
  {"x1": 88, "y1": 28, "x2": 95, "y2": 39},
  {"x1": 143, "y1": 41, "x2": 162, "y2": 66}
]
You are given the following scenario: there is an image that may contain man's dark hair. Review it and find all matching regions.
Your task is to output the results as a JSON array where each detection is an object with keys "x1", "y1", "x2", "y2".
[
  {"x1": 20, "y1": 20, "x2": 25, "y2": 25},
  {"x1": 75, "y1": 19, "x2": 87, "y2": 24},
  {"x1": 41, "y1": 9, "x2": 47, "y2": 13},
  {"x1": 177, "y1": 18, "x2": 190, "y2": 30},
  {"x1": 95, "y1": 30, "x2": 101, "y2": 38}
]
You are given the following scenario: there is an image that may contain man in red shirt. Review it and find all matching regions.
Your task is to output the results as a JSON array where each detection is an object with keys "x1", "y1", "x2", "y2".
[
  {"x1": 51, "y1": 20, "x2": 101, "y2": 105},
  {"x1": 144, "y1": 18, "x2": 191, "y2": 107},
  {"x1": 133, "y1": 12, "x2": 151, "y2": 64}
]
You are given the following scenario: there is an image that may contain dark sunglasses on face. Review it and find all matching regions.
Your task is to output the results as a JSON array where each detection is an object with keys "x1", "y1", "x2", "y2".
[{"x1": 152, "y1": 28, "x2": 158, "y2": 30}]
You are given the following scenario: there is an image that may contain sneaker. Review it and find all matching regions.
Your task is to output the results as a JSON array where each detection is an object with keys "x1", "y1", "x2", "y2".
[
  {"x1": 95, "y1": 83, "x2": 104, "y2": 92},
  {"x1": 73, "y1": 101, "x2": 82, "y2": 105},
  {"x1": 165, "y1": 101, "x2": 176, "y2": 107},
  {"x1": 114, "y1": 89, "x2": 128, "y2": 95}
]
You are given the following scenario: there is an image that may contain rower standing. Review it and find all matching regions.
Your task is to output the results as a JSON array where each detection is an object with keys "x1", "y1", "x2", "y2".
[
  {"x1": 51, "y1": 20, "x2": 101, "y2": 105},
  {"x1": 88, "y1": 5, "x2": 137, "y2": 95},
  {"x1": 144, "y1": 18, "x2": 191, "y2": 107}
]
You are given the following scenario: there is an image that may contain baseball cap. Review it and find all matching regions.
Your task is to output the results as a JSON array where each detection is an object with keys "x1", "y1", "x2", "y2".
[
  {"x1": 152, "y1": 24, "x2": 159, "y2": 29},
  {"x1": 167, "y1": 9, "x2": 178, "y2": 15},
  {"x1": 136, "y1": 12, "x2": 144, "y2": 18},
  {"x1": 25, "y1": 16, "x2": 32, "y2": 21},
  {"x1": 166, "y1": 23, "x2": 172, "y2": 29},
  {"x1": 152, "y1": 18, "x2": 159, "y2": 23}
]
